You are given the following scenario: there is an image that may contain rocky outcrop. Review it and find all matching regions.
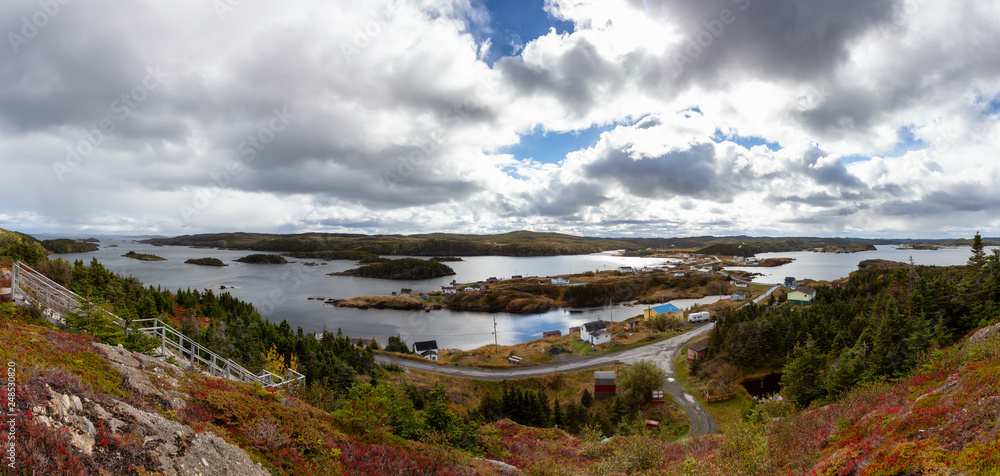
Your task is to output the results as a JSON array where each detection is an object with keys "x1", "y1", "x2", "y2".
[{"x1": 30, "y1": 344, "x2": 271, "y2": 475}]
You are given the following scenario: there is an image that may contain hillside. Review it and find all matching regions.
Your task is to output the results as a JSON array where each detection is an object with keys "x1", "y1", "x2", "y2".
[
  {"x1": 0, "y1": 228, "x2": 48, "y2": 263},
  {"x1": 3, "y1": 297, "x2": 997, "y2": 475},
  {"x1": 39, "y1": 238, "x2": 99, "y2": 254},
  {"x1": 140, "y1": 230, "x2": 632, "y2": 256}
]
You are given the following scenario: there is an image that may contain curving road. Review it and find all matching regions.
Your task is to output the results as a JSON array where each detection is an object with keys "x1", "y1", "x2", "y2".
[{"x1": 375, "y1": 324, "x2": 718, "y2": 435}]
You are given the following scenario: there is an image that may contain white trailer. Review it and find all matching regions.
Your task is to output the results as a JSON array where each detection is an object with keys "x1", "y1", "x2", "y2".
[{"x1": 688, "y1": 311, "x2": 711, "y2": 323}]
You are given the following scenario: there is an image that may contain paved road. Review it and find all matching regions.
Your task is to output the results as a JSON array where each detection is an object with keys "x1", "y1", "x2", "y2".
[
  {"x1": 752, "y1": 285, "x2": 781, "y2": 304},
  {"x1": 376, "y1": 323, "x2": 718, "y2": 435}
]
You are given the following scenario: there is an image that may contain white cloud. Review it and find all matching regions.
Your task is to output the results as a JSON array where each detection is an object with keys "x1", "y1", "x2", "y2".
[{"x1": 1, "y1": 0, "x2": 999, "y2": 238}]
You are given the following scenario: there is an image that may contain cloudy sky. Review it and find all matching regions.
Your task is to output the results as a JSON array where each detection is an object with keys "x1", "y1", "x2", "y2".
[{"x1": 2, "y1": 0, "x2": 998, "y2": 238}]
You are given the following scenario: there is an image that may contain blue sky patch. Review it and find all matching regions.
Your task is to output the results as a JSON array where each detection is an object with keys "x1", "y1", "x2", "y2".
[
  {"x1": 501, "y1": 124, "x2": 611, "y2": 164},
  {"x1": 974, "y1": 93, "x2": 1000, "y2": 117},
  {"x1": 888, "y1": 126, "x2": 928, "y2": 156},
  {"x1": 711, "y1": 130, "x2": 782, "y2": 151},
  {"x1": 474, "y1": 0, "x2": 574, "y2": 63},
  {"x1": 841, "y1": 154, "x2": 869, "y2": 164}
]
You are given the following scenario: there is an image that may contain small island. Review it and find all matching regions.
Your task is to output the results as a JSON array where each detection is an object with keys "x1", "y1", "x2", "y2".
[
  {"x1": 235, "y1": 254, "x2": 289, "y2": 264},
  {"x1": 326, "y1": 295, "x2": 426, "y2": 310},
  {"x1": 41, "y1": 239, "x2": 99, "y2": 254},
  {"x1": 756, "y1": 257, "x2": 794, "y2": 267},
  {"x1": 122, "y1": 251, "x2": 166, "y2": 261},
  {"x1": 185, "y1": 257, "x2": 227, "y2": 267},
  {"x1": 897, "y1": 243, "x2": 941, "y2": 250},
  {"x1": 819, "y1": 244, "x2": 876, "y2": 253},
  {"x1": 330, "y1": 258, "x2": 455, "y2": 280},
  {"x1": 429, "y1": 256, "x2": 464, "y2": 262}
]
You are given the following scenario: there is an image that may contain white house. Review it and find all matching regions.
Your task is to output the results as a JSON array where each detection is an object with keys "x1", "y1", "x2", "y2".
[
  {"x1": 590, "y1": 329, "x2": 611, "y2": 345},
  {"x1": 580, "y1": 320, "x2": 609, "y2": 344},
  {"x1": 734, "y1": 281, "x2": 749, "y2": 288},
  {"x1": 463, "y1": 286, "x2": 477, "y2": 292},
  {"x1": 441, "y1": 286, "x2": 457, "y2": 294},
  {"x1": 413, "y1": 340, "x2": 439, "y2": 361},
  {"x1": 674, "y1": 271, "x2": 686, "y2": 277},
  {"x1": 551, "y1": 277, "x2": 571, "y2": 285},
  {"x1": 617, "y1": 266, "x2": 635, "y2": 274},
  {"x1": 688, "y1": 311, "x2": 711, "y2": 323}
]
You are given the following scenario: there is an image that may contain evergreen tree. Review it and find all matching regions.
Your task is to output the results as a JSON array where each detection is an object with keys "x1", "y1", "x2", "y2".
[
  {"x1": 780, "y1": 338, "x2": 825, "y2": 407},
  {"x1": 969, "y1": 231, "x2": 986, "y2": 274},
  {"x1": 552, "y1": 399, "x2": 564, "y2": 428},
  {"x1": 581, "y1": 389, "x2": 593, "y2": 408}
]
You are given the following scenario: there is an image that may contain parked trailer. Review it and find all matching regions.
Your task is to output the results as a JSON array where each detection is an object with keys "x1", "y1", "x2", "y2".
[{"x1": 688, "y1": 311, "x2": 711, "y2": 323}]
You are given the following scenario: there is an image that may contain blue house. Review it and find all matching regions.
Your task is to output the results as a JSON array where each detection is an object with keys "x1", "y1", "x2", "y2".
[
  {"x1": 644, "y1": 303, "x2": 682, "y2": 321},
  {"x1": 784, "y1": 276, "x2": 797, "y2": 288}
]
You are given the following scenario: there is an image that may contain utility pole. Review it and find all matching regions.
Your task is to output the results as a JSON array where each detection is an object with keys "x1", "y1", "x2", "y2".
[{"x1": 493, "y1": 314, "x2": 498, "y2": 351}]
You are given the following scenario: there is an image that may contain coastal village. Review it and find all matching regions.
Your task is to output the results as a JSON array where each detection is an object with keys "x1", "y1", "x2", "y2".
[{"x1": 322, "y1": 250, "x2": 832, "y2": 367}]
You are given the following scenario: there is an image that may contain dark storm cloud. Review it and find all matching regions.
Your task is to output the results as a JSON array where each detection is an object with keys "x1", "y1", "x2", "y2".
[
  {"x1": 495, "y1": 182, "x2": 608, "y2": 218},
  {"x1": 799, "y1": 147, "x2": 866, "y2": 189},
  {"x1": 635, "y1": 0, "x2": 898, "y2": 83},
  {"x1": 583, "y1": 143, "x2": 735, "y2": 200},
  {"x1": 495, "y1": 37, "x2": 624, "y2": 118},
  {"x1": 879, "y1": 188, "x2": 1000, "y2": 216}
]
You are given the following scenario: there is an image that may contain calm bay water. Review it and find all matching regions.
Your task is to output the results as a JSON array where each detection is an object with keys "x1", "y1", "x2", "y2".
[
  {"x1": 51, "y1": 239, "x2": 990, "y2": 350},
  {"x1": 52, "y1": 238, "x2": 682, "y2": 349},
  {"x1": 723, "y1": 245, "x2": 995, "y2": 283}
]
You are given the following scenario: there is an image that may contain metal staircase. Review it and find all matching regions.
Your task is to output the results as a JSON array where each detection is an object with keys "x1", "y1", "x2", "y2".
[{"x1": 10, "y1": 261, "x2": 304, "y2": 388}]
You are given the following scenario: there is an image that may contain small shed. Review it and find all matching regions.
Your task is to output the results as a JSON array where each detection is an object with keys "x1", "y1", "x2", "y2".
[
  {"x1": 413, "y1": 340, "x2": 439, "y2": 361},
  {"x1": 626, "y1": 320, "x2": 639, "y2": 329},
  {"x1": 400, "y1": 288, "x2": 412, "y2": 296},
  {"x1": 594, "y1": 371, "x2": 616, "y2": 399},
  {"x1": 644, "y1": 420, "x2": 660, "y2": 429},
  {"x1": 542, "y1": 330, "x2": 562, "y2": 338},
  {"x1": 784, "y1": 277, "x2": 797, "y2": 288},
  {"x1": 568, "y1": 326, "x2": 581, "y2": 335},
  {"x1": 687, "y1": 340, "x2": 709, "y2": 361},
  {"x1": 688, "y1": 311, "x2": 710, "y2": 323},
  {"x1": 651, "y1": 389, "x2": 665, "y2": 405},
  {"x1": 590, "y1": 329, "x2": 611, "y2": 345},
  {"x1": 731, "y1": 291, "x2": 747, "y2": 301}
]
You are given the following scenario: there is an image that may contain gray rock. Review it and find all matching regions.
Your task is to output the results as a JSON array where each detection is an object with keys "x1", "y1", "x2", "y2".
[
  {"x1": 172, "y1": 433, "x2": 271, "y2": 476},
  {"x1": 93, "y1": 403, "x2": 112, "y2": 421}
]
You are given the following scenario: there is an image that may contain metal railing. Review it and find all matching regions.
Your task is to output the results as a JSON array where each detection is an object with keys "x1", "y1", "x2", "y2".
[
  {"x1": 133, "y1": 317, "x2": 297, "y2": 387},
  {"x1": 11, "y1": 261, "x2": 304, "y2": 388}
]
